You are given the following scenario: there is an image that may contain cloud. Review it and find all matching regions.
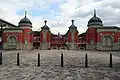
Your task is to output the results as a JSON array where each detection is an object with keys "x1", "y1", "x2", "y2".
[{"x1": 0, "y1": 0, "x2": 120, "y2": 34}]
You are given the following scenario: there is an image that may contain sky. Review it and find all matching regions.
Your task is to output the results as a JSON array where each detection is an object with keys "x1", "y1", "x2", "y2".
[{"x1": 0, "y1": 0, "x2": 120, "y2": 34}]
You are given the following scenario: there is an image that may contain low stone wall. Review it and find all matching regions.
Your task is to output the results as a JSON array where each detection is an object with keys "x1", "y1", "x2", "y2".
[
  {"x1": 3, "y1": 42, "x2": 23, "y2": 50},
  {"x1": 96, "y1": 42, "x2": 120, "y2": 51},
  {"x1": 40, "y1": 43, "x2": 50, "y2": 50}
]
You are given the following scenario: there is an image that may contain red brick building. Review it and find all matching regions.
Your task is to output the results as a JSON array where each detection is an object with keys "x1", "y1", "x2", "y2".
[
  {"x1": 2, "y1": 11, "x2": 33, "y2": 49},
  {"x1": 86, "y1": 10, "x2": 120, "y2": 50},
  {"x1": 1, "y1": 10, "x2": 120, "y2": 50}
]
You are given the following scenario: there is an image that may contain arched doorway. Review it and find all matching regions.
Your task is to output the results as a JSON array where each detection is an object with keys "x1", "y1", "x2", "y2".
[
  {"x1": 102, "y1": 35, "x2": 113, "y2": 49},
  {"x1": 7, "y1": 35, "x2": 17, "y2": 49}
]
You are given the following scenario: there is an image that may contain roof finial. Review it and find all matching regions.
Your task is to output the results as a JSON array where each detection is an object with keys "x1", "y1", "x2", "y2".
[
  {"x1": 94, "y1": 9, "x2": 96, "y2": 17},
  {"x1": 25, "y1": 10, "x2": 27, "y2": 18},
  {"x1": 72, "y1": 20, "x2": 74, "y2": 25},
  {"x1": 44, "y1": 20, "x2": 47, "y2": 25},
  {"x1": 58, "y1": 32, "x2": 60, "y2": 36}
]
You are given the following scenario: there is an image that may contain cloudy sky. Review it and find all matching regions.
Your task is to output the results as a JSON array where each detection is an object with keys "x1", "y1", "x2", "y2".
[{"x1": 0, "y1": 0, "x2": 120, "y2": 34}]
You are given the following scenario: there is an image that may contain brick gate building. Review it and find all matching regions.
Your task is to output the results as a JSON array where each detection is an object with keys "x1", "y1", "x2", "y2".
[
  {"x1": 1, "y1": 10, "x2": 120, "y2": 50},
  {"x1": 2, "y1": 11, "x2": 33, "y2": 49}
]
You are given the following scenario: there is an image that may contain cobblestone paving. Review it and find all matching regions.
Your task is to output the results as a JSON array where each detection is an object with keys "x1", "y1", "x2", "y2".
[{"x1": 0, "y1": 50, "x2": 120, "y2": 80}]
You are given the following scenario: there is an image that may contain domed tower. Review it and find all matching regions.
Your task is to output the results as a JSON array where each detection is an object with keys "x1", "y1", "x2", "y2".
[
  {"x1": 67, "y1": 20, "x2": 78, "y2": 50},
  {"x1": 18, "y1": 11, "x2": 33, "y2": 49},
  {"x1": 86, "y1": 9, "x2": 103, "y2": 50},
  {"x1": 87, "y1": 9, "x2": 103, "y2": 27},
  {"x1": 40, "y1": 20, "x2": 51, "y2": 49}
]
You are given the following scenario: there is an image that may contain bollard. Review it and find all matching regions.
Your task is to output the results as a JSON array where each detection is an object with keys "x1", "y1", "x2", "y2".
[
  {"x1": 17, "y1": 53, "x2": 20, "y2": 66},
  {"x1": 38, "y1": 53, "x2": 40, "y2": 67},
  {"x1": 109, "y1": 53, "x2": 112, "y2": 68},
  {"x1": 0, "y1": 52, "x2": 2, "y2": 65},
  {"x1": 61, "y1": 53, "x2": 63, "y2": 67},
  {"x1": 85, "y1": 54, "x2": 88, "y2": 68}
]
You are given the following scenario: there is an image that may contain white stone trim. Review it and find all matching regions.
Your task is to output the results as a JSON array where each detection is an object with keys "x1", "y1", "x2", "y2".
[
  {"x1": 4, "y1": 30, "x2": 22, "y2": 32},
  {"x1": 97, "y1": 28, "x2": 119, "y2": 32},
  {"x1": 20, "y1": 27, "x2": 32, "y2": 29},
  {"x1": 88, "y1": 25, "x2": 102, "y2": 28}
]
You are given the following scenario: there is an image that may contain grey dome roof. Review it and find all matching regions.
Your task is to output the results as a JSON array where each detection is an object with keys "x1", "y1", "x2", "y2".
[
  {"x1": 19, "y1": 17, "x2": 32, "y2": 24},
  {"x1": 18, "y1": 11, "x2": 32, "y2": 27},
  {"x1": 88, "y1": 10, "x2": 103, "y2": 26}
]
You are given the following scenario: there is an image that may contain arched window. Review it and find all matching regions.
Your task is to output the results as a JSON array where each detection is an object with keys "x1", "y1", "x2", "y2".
[
  {"x1": 102, "y1": 35, "x2": 113, "y2": 47},
  {"x1": 8, "y1": 35, "x2": 17, "y2": 49}
]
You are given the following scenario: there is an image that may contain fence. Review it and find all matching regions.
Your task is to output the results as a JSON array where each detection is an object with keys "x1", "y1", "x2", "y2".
[{"x1": 0, "y1": 52, "x2": 113, "y2": 68}]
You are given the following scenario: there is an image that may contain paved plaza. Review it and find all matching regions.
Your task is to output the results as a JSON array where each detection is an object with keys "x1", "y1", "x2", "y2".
[{"x1": 0, "y1": 50, "x2": 120, "y2": 80}]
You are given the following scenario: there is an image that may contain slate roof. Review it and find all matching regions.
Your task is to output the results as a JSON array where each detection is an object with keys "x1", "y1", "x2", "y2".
[{"x1": 0, "y1": 18, "x2": 17, "y2": 27}]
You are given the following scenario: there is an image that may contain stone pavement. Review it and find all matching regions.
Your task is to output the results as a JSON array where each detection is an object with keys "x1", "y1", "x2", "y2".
[{"x1": 0, "y1": 50, "x2": 120, "y2": 80}]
